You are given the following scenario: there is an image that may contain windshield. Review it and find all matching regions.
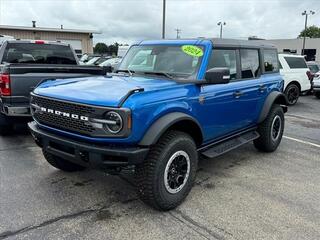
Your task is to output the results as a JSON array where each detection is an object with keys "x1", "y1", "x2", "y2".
[
  {"x1": 118, "y1": 45, "x2": 204, "y2": 79},
  {"x1": 308, "y1": 64, "x2": 320, "y2": 73}
]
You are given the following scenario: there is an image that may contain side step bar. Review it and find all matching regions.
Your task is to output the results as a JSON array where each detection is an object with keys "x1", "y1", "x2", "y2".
[{"x1": 200, "y1": 130, "x2": 260, "y2": 158}]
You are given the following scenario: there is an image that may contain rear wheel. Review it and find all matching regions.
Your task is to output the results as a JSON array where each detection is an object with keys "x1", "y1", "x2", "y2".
[
  {"x1": 285, "y1": 83, "x2": 300, "y2": 105},
  {"x1": 315, "y1": 92, "x2": 320, "y2": 99},
  {"x1": 135, "y1": 130, "x2": 198, "y2": 211},
  {"x1": 43, "y1": 149, "x2": 86, "y2": 172},
  {"x1": 254, "y1": 104, "x2": 284, "y2": 152},
  {"x1": 0, "y1": 113, "x2": 13, "y2": 135}
]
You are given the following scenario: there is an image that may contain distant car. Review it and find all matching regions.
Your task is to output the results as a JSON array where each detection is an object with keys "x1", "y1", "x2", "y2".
[
  {"x1": 0, "y1": 35, "x2": 14, "y2": 46},
  {"x1": 99, "y1": 57, "x2": 121, "y2": 68},
  {"x1": 85, "y1": 56, "x2": 101, "y2": 65},
  {"x1": 94, "y1": 56, "x2": 112, "y2": 66},
  {"x1": 307, "y1": 61, "x2": 320, "y2": 78},
  {"x1": 278, "y1": 53, "x2": 311, "y2": 105}
]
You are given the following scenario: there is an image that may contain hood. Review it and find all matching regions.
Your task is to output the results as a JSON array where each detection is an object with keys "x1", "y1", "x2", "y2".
[{"x1": 33, "y1": 75, "x2": 178, "y2": 107}]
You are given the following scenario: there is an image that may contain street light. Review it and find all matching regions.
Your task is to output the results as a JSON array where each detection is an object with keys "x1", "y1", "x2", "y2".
[
  {"x1": 162, "y1": 0, "x2": 166, "y2": 39},
  {"x1": 217, "y1": 22, "x2": 226, "y2": 38},
  {"x1": 301, "y1": 10, "x2": 315, "y2": 56}
]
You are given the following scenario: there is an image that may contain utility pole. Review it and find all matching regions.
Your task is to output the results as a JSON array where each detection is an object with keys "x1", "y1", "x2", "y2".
[
  {"x1": 162, "y1": 0, "x2": 166, "y2": 39},
  {"x1": 301, "y1": 10, "x2": 315, "y2": 56},
  {"x1": 175, "y1": 28, "x2": 181, "y2": 39},
  {"x1": 217, "y1": 21, "x2": 226, "y2": 38}
]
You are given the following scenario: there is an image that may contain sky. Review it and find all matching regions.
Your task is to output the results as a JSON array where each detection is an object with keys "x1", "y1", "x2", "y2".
[{"x1": 0, "y1": 0, "x2": 319, "y2": 45}]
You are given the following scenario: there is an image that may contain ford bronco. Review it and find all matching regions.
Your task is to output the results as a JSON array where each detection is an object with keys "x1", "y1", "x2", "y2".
[{"x1": 28, "y1": 39, "x2": 288, "y2": 210}]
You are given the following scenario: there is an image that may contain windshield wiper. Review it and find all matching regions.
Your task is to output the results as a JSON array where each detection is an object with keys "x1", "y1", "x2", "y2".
[
  {"x1": 141, "y1": 71, "x2": 175, "y2": 79},
  {"x1": 115, "y1": 69, "x2": 135, "y2": 76}
]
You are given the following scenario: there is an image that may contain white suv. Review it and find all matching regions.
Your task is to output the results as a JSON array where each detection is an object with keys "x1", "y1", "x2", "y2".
[{"x1": 278, "y1": 53, "x2": 311, "y2": 105}]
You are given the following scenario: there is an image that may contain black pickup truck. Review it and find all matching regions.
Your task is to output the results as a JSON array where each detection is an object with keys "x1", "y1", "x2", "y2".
[{"x1": 0, "y1": 40, "x2": 106, "y2": 134}]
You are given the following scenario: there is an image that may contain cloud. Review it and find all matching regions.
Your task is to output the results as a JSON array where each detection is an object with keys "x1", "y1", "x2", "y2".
[{"x1": 0, "y1": 0, "x2": 319, "y2": 45}]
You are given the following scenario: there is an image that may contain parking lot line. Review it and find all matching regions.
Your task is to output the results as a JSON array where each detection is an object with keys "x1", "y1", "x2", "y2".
[{"x1": 283, "y1": 136, "x2": 320, "y2": 148}]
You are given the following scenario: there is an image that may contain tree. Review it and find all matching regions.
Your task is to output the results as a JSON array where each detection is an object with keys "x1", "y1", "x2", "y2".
[
  {"x1": 298, "y1": 25, "x2": 320, "y2": 38},
  {"x1": 94, "y1": 43, "x2": 108, "y2": 54}
]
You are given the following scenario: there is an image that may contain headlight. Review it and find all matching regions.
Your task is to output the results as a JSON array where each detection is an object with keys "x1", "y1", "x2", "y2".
[{"x1": 104, "y1": 111, "x2": 123, "y2": 134}]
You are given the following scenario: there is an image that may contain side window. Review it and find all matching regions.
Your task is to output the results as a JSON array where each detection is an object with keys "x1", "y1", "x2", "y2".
[
  {"x1": 264, "y1": 49, "x2": 279, "y2": 72},
  {"x1": 207, "y1": 49, "x2": 237, "y2": 80},
  {"x1": 284, "y1": 57, "x2": 308, "y2": 69},
  {"x1": 240, "y1": 49, "x2": 260, "y2": 79}
]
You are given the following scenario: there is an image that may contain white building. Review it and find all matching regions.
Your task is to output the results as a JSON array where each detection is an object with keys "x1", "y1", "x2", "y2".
[{"x1": 259, "y1": 38, "x2": 320, "y2": 61}]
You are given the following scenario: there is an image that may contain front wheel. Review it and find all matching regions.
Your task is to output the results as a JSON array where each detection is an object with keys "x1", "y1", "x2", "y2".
[
  {"x1": 315, "y1": 92, "x2": 320, "y2": 99},
  {"x1": 135, "y1": 130, "x2": 198, "y2": 211},
  {"x1": 285, "y1": 83, "x2": 300, "y2": 105},
  {"x1": 254, "y1": 104, "x2": 284, "y2": 152}
]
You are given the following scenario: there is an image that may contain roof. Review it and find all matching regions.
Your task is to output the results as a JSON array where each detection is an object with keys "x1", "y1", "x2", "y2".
[
  {"x1": 0, "y1": 25, "x2": 100, "y2": 34},
  {"x1": 278, "y1": 53, "x2": 305, "y2": 58},
  {"x1": 138, "y1": 38, "x2": 276, "y2": 48}
]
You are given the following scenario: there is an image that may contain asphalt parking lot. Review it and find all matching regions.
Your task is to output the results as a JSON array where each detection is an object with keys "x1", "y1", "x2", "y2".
[{"x1": 0, "y1": 95, "x2": 319, "y2": 240}]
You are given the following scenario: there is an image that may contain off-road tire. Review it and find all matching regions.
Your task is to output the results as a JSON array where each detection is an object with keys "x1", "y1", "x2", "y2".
[
  {"x1": 135, "y1": 130, "x2": 198, "y2": 211},
  {"x1": 315, "y1": 92, "x2": 320, "y2": 99},
  {"x1": 285, "y1": 83, "x2": 300, "y2": 105},
  {"x1": 254, "y1": 104, "x2": 284, "y2": 152},
  {"x1": 43, "y1": 149, "x2": 86, "y2": 172}
]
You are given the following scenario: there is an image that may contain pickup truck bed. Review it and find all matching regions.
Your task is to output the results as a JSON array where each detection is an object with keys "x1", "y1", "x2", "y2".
[{"x1": 0, "y1": 64, "x2": 105, "y2": 116}]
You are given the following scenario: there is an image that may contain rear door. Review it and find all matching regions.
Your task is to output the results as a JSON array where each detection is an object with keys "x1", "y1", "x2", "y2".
[{"x1": 197, "y1": 48, "x2": 263, "y2": 142}]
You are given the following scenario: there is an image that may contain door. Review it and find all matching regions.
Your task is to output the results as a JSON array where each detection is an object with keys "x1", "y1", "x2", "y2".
[{"x1": 196, "y1": 48, "x2": 263, "y2": 143}]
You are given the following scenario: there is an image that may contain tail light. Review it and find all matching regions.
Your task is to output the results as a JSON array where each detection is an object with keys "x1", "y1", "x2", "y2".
[
  {"x1": 306, "y1": 70, "x2": 313, "y2": 81},
  {"x1": 0, "y1": 73, "x2": 11, "y2": 96},
  {"x1": 34, "y1": 40, "x2": 45, "y2": 44}
]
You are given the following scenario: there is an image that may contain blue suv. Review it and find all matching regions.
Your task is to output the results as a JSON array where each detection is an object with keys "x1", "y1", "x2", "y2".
[{"x1": 29, "y1": 39, "x2": 288, "y2": 210}]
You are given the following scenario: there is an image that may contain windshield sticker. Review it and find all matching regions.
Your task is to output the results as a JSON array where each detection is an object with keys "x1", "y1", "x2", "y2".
[{"x1": 181, "y1": 45, "x2": 204, "y2": 57}]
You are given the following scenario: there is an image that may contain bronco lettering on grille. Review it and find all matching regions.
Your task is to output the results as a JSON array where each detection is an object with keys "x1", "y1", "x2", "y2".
[{"x1": 39, "y1": 107, "x2": 89, "y2": 121}]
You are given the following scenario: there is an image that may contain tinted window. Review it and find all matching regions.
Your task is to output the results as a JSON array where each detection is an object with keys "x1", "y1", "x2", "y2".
[
  {"x1": 2, "y1": 43, "x2": 77, "y2": 65},
  {"x1": 284, "y1": 57, "x2": 307, "y2": 69},
  {"x1": 264, "y1": 49, "x2": 279, "y2": 72},
  {"x1": 207, "y1": 49, "x2": 237, "y2": 80},
  {"x1": 308, "y1": 64, "x2": 319, "y2": 73},
  {"x1": 240, "y1": 49, "x2": 260, "y2": 79}
]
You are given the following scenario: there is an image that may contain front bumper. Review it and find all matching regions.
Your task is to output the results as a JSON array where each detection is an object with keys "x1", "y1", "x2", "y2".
[{"x1": 28, "y1": 121, "x2": 149, "y2": 169}]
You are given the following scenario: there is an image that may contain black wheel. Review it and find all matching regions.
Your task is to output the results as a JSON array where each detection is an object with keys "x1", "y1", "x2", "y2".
[
  {"x1": 254, "y1": 104, "x2": 284, "y2": 152},
  {"x1": 135, "y1": 130, "x2": 198, "y2": 211},
  {"x1": 315, "y1": 92, "x2": 320, "y2": 99},
  {"x1": 285, "y1": 83, "x2": 300, "y2": 105},
  {"x1": 0, "y1": 113, "x2": 13, "y2": 135},
  {"x1": 43, "y1": 149, "x2": 86, "y2": 172}
]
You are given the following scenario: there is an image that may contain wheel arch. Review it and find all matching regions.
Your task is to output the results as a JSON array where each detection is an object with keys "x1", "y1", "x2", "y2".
[
  {"x1": 285, "y1": 80, "x2": 301, "y2": 91},
  {"x1": 139, "y1": 112, "x2": 203, "y2": 147},
  {"x1": 258, "y1": 91, "x2": 288, "y2": 124}
]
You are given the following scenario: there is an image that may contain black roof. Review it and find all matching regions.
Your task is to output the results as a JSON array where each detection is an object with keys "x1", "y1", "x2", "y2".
[{"x1": 208, "y1": 38, "x2": 276, "y2": 49}]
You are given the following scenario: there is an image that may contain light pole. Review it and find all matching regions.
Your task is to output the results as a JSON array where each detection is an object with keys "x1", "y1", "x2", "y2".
[
  {"x1": 175, "y1": 28, "x2": 181, "y2": 39},
  {"x1": 301, "y1": 10, "x2": 315, "y2": 56},
  {"x1": 162, "y1": 0, "x2": 166, "y2": 39},
  {"x1": 217, "y1": 22, "x2": 226, "y2": 38}
]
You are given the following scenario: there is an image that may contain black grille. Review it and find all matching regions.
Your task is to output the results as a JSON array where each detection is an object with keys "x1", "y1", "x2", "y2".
[{"x1": 31, "y1": 95, "x2": 96, "y2": 135}]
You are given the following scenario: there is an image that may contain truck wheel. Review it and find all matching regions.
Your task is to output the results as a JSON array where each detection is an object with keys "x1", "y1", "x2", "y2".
[
  {"x1": 254, "y1": 104, "x2": 284, "y2": 152},
  {"x1": 43, "y1": 149, "x2": 86, "y2": 172},
  {"x1": 285, "y1": 83, "x2": 300, "y2": 105},
  {"x1": 135, "y1": 130, "x2": 198, "y2": 211},
  {"x1": 315, "y1": 92, "x2": 320, "y2": 99},
  {"x1": 0, "y1": 113, "x2": 13, "y2": 135}
]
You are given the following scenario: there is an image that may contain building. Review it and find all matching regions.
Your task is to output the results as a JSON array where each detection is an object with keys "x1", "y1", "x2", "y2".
[
  {"x1": 0, "y1": 23, "x2": 100, "y2": 54},
  {"x1": 253, "y1": 38, "x2": 320, "y2": 61}
]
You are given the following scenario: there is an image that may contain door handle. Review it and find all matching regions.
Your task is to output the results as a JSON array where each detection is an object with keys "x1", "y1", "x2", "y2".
[
  {"x1": 259, "y1": 84, "x2": 267, "y2": 92},
  {"x1": 233, "y1": 91, "x2": 244, "y2": 98}
]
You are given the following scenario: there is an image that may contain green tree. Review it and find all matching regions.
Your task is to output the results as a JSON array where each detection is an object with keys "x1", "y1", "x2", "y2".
[
  {"x1": 94, "y1": 43, "x2": 108, "y2": 54},
  {"x1": 298, "y1": 25, "x2": 320, "y2": 38}
]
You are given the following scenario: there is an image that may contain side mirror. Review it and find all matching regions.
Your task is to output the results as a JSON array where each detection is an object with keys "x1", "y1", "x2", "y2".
[
  {"x1": 205, "y1": 67, "x2": 230, "y2": 84},
  {"x1": 102, "y1": 64, "x2": 113, "y2": 74}
]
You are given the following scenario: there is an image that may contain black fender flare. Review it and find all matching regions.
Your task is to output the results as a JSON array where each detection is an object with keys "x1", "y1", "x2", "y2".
[
  {"x1": 258, "y1": 91, "x2": 288, "y2": 123},
  {"x1": 139, "y1": 112, "x2": 203, "y2": 146}
]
